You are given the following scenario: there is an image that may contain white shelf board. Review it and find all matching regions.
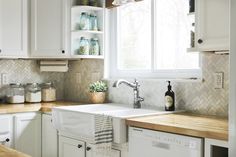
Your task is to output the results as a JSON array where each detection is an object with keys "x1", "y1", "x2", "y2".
[
  {"x1": 187, "y1": 47, "x2": 199, "y2": 53},
  {"x1": 71, "y1": 55, "x2": 104, "y2": 59},
  {"x1": 71, "y1": 30, "x2": 103, "y2": 35},
  {"x1": 187, "y1": 12, "x2": 195, "y2": 16},
  {"x1": 72, "y1": 5, "x2": 103, "y2": 11}
]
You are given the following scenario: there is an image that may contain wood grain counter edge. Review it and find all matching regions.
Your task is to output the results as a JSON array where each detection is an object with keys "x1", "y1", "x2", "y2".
[
  {"x1": 0, "y1": 145, "x2": 30, "y2": 157},
  {"x1": 0, "y1": 101, "x2": 83, "y2": 114},
  {"x1": 126, "y1": 113, "x2": 228, "y2": 141}
]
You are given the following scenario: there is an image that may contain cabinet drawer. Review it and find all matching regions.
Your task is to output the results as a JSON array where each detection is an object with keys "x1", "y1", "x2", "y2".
[
  {"x1": 0, "y1": 115, "x2": 12, "y2": 135},
  {"x1": 0, "y1": 115, "x2": 13, "y2": 147}
]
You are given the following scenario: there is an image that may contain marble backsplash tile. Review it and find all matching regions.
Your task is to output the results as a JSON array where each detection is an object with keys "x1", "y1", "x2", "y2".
[
  {"x1": 64, "y1": 53, "x2": 229, "y2": 117},
  {"x1": 107, "y1": 53, "x2": 229, "y2": 117},
  {"x1": 0, "y1": 53, "x2": 228, "y2": 117},
  {"x1": 0, "y1": 60, "x2": 65, "y2": 100},
  {"x1": 64, "y1": 59, "x2": 104, "y2": 102}
]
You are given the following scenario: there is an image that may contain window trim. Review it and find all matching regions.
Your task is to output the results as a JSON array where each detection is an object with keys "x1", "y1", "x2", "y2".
[{"x1": 106, "y1": 0, "x2": 202, "y2": 79}]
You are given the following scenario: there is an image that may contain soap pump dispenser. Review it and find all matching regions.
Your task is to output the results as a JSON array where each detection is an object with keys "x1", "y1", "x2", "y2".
[{"x1": 165, "y1": 81, "x2": 175, "y2": 111}]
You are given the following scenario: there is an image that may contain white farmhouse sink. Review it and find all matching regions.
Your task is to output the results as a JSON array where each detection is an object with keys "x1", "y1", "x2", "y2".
[{"x1": 52, "y1": 103, "x2": 170, "y2": 144}]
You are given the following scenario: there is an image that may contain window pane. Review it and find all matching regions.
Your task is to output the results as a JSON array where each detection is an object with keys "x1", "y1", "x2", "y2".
[
  {"x1": 155, "y1": 0, "x2": 200, "y2": 70},
  {"x1": 118, "y1": 0, "x2": 151, "y2": 70}
]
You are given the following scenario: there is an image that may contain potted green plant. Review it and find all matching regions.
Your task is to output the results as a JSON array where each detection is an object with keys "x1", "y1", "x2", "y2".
[{"x1": 89, "y1": 81, "x2": 108, "y2": 104}]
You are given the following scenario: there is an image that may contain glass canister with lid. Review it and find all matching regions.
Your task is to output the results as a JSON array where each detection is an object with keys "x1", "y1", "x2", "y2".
[
  {"x1": 79, "y1": 12, "x2": 90, "y2": 30},
  {"x1": 41, "y1": 82, "x2": 56, "y2": 102},
  {"x1": 6, "y1": 83, "x2": 25, "y2": 104},
  {"x1": 89, "y1": 38, "x2": 100, "y2": 55},
  {"x1": 78, "y1": 37, "x2": 90, "y2": 55},
  {"x1": 89, "y1": 13, "x2": 98, "y2": 31},
  {"x1": 25, "y1": 83, "x2": 41, "y2": 103}
]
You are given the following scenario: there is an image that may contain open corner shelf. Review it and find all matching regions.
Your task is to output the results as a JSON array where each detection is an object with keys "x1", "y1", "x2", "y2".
[
  {"x1": 71, "y1": 30, "x2": 103, "y2": 35},
  {"x1": 71, "y1": 5, "x2": 103, "y2": 11}
]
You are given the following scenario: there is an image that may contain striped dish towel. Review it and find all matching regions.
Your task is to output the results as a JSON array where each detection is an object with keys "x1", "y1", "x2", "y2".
[
  {"x1": 91, "y1": 114, "x2": 114, "y2": 156},
  {"x1": 94, "y1": 114, "x2": 113, "y2": 145}
]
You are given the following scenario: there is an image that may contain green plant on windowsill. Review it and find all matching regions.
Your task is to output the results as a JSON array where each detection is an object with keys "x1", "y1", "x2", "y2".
[{"x1": 89, "y1": 81, "x2": 108, "y2": 103}]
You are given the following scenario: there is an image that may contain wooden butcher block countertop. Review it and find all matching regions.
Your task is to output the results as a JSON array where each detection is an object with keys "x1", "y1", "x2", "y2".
[
  {"x1": 0, "y1": 145, "x2": 30, "y2": 157},
  {"x1": 0, "y1": 101, "x2": 83, "y2": 114},
  {"x1": 126, "y1": 113, "x2": 228, "y2": 141}
]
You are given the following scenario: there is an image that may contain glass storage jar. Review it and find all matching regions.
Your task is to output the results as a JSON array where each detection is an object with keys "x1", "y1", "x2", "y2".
[
  {"x1": 89, "y1": 0, "x2": 98, "y2": 6},
  {"x1": 6, "y1": 83, "x2": 25, "y2": 104},
  {"x1": 89, "y1": 14, "x2": 98, "y2": 31},
  {"x1": 41, "y1": 82, "x2": 56, "y2": 102},
  {"x1": 79, "y1": 12, "x2": 90, "y2": 30},
  {"x1": 79, "y1": 0, "x2": 89, "y2": 5},
  {"x1": 78, "y1": 37, "x2": 90, "y2": 55},
  {"x1": 89, "y1": 38, "x2": 100, "y2": 55},
  {"x1": 25, "y1": 83, "x2": 41, "y2": 103}
]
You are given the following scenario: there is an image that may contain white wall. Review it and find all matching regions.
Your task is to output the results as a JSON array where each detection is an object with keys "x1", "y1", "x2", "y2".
[{"x1": 229, "y1": 0, "x2": 236, "y2": 156}]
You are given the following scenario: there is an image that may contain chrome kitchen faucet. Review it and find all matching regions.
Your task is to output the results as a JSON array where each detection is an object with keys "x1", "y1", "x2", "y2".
[{"x1": 113, "y1": 79, "x2": 144, "y2": 109}]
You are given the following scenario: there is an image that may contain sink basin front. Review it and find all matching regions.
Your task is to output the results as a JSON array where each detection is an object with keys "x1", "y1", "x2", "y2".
[
  {"x1": 104, "y1": 108, "x2": 167, "y2": 118},
  {"x1": 52, "y1": 103, "x2": 171, "y2": 144},
  {"x1": 55, "y1": 103, "x2": 130, "y2": 114}
]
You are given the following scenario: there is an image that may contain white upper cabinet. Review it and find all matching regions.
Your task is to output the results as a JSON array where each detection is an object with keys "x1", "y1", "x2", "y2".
[
  {"x1": 196, "y1": 0, "x2": 229, "y2": 51},
  {"x1": 0, "y1": 0, "x2": 28, "y2": 57},
  {"x1": 31, "y1": 0, "x2": 69, "y2": 58}
]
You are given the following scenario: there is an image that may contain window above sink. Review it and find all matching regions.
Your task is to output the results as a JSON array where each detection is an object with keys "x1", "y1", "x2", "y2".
[{"x1": 105, "y1": 0, "x2": 201, "y2": 79}]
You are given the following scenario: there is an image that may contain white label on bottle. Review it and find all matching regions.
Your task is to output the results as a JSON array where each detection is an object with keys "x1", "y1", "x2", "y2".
[{"x1": 165, "y1": 96, "x2": 173, "y2": 108}]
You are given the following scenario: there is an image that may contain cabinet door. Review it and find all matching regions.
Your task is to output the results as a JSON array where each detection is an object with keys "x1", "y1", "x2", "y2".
[
  {"x1": 0, "y1": 0, "x2": 28, "y2": 57},
  {"x1": 0, "y1": 115, "x2": 13, "y2": 148},
  {"x1": 31, "y1": 0, "x2": 69, "y2": 57},
  {"x1": 196, "y1": 0, "x2": 229, "y2": 51},
  {"x1": 42, "y1": 114, "x2": 58, "y2": 157},
  {"x1": 59, "y1": 136, "x2": 85, "y2": 157},
  {"x1": 86, "y1": 144, "x2": 121, "y2": 157},
  {"x1": 14, "y1": 113, "x2": 41, "y2": 157}
]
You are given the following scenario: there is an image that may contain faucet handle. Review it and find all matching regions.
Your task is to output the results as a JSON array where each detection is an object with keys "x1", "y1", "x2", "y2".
[{"x1": 138, "y1": 97, "x2": 144, "y2": 102}]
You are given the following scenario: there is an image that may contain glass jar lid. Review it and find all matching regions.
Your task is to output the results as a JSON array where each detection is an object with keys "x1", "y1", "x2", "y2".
[
  {"x1": 26, "y1": 83, "x2": 41, "y2": 91},
  {"x1": 91, "y1": 38, "x2": 98, "y2": 41},
  {"x1": 9, "y1": 83, "x2": 23, "y2": 88},
  {"x1": 41, "y1": 82, "x2": 54, "y2": 88},
  {"x1": 26, "y1": 83, "x2": 39, "y2": 86}
]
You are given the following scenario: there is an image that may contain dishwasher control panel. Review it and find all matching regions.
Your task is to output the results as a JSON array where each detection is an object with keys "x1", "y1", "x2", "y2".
[{"x1": 130, "y1": 127, "x2": 203, "y2": 150}]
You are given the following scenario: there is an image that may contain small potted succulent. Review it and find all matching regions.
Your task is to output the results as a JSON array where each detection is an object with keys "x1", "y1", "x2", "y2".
[{"x1": 89, "y1": 81, "x2": 108, "y2": 104}]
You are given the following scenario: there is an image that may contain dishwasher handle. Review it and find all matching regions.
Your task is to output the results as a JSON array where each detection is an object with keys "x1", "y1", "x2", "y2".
[{"x1": 152, "y1": 141, "x2": 170, "y2": 150}]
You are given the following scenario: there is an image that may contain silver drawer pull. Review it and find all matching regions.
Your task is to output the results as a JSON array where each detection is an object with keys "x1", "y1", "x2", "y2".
[{"x1": 152, "y1": 141, "x2": 170, "y2": 150}]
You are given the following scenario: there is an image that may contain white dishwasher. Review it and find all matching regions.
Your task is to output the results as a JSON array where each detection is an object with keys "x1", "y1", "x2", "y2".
[{"x1": 129, "y1": 127, "x2": 203, "y2": 157}]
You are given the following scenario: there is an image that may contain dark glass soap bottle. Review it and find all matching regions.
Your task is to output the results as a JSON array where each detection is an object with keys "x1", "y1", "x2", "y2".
[{"x1": 165, "y1": 81, "x2": 175, "y2": 111}]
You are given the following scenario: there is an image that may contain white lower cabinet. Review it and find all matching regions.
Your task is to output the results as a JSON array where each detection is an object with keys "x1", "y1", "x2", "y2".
[
  {"x1": 0, "y1": 115, "x2": 13, "y2": 148},
  {"x1": 59, "y1": 136, "x2": 85, "y2": 157},
  {"x1": 59, "y1": 136, "x2": 121, "y2": 157},
  {"x1": 42, "y1": 114, "x2": 58, "y2": 157},
  {"x1": 14, "y1": 113, "x2": 41, "y2": 157}
]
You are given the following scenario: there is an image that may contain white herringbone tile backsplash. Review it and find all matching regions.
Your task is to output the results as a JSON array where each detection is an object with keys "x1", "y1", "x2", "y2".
[
  {"x1": 0, "y1": 53, "x2": 229, "y2": 117},
  {"x1": 64, "y1": 53, "x2": 229, "y2": 117},
  {"x1": 0, "y1": 60, "x2": 65, "y2": 100}
]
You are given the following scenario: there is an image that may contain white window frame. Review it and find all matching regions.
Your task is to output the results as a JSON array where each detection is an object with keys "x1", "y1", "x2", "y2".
[{"x1": 106, "y1": 0, "x2": 202, "y2": 79}]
